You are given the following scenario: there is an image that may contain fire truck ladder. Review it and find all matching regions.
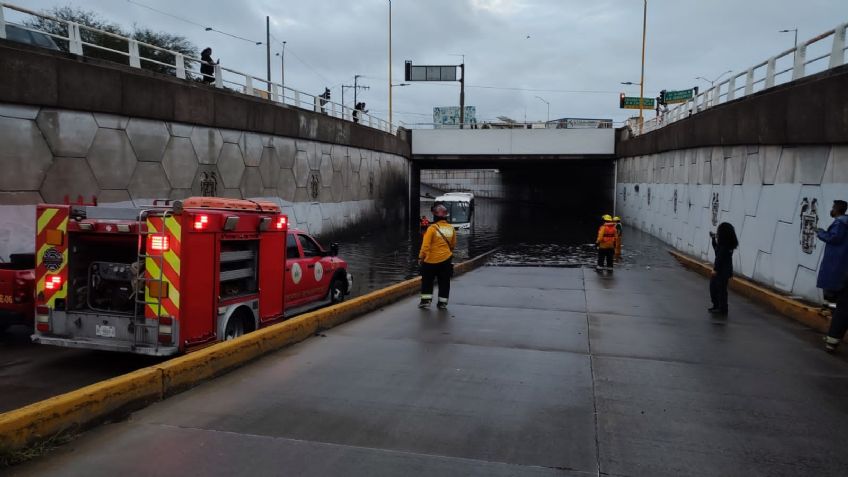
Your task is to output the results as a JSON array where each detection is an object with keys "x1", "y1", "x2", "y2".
[{"x1": 133, "y1": 207, "x2": 173, "y2": 352}]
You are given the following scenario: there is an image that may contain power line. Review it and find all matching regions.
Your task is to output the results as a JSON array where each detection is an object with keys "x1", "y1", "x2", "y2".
[
  {"x1": 269, "y1": 32, "x2": 334, "y2": 86},
  {"x1": 125, "y1": 0, "x2": 263, "y2": 45}
]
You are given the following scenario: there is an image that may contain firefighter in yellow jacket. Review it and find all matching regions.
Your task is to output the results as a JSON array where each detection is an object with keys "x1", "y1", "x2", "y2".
[
  {"x1": 596, "y1": 214, "x2": 619, "y2": 271},
  {"x1": 613, "y1": 216, "x2": 623, "y2": 259},
  {"x1": 418, "y1": 204, "x2": 457, "y2": 309}
]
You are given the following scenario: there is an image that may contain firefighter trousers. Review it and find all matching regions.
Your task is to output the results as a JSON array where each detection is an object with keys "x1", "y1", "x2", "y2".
[
  {"x1": 421, "y1": 258, "x2": 452, "y2": 303},
  {"x1": 597, "y1": 248, "x2": 614, "y2": 268}
]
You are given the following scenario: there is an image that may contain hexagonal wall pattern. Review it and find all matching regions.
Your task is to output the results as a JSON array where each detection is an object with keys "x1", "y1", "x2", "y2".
[
  {"x1": 277, "y1": 169, "x2": 297, "y2": 201},
  {"x1": 0, "y1": 117, "x2": 54, "y2": 191},
  {"x1": 293, "y1": 150, "x2": 311, "y2": 188},
  {"x1": 240, "y1": 167, "x2": 264, "y2": 198},
  {"x1": 37, "y1": 109, "x2": 98, "y2": 157},
  {"x1": 87, "y1": 129, "x2": 138, "y2": 189},
  {"x1": 126, "y1": 118, "x2": 170, "y2": 162},
  {"x1": 41, "y1": 157, "x2": 101, "y2": 204},
  {"x1": 217, "y1": 143, "x2": 246, "y2": 189},
  {"x1": 273, "y1": 137, "x2": 297, "y2": 169},
  {"x1": 162, "y1": 137, "x2": 200, "y2": 189},
  {"x1": 258, "y1": 148, "x2": 280, "y2": 188},
  {"x1": 191, "y1": 126, "x2": 224, "y2": 164},
  {"x1": 128, "y1": 163, "x2": 171, "y2": 200},
  {"x1": 241, "y1": 133, "x2": 264, "y2": 166}
]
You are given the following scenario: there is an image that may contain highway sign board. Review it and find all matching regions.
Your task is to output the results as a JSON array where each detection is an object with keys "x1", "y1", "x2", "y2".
[
  {"x1": 661, "y1": 89, "x2": 695, "y2": 104},
  {"x1": 620, "y1": 96, "x2": 655, "y2": 109}
]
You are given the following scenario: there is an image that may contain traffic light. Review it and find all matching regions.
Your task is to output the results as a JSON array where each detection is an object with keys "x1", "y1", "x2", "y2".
[
  {"x1": 324, "y1": 87, "x2": 331, "y2": 100},
  {"x1": 619, "y1": 93, "x2": 625, "y2": 109},
  {"x1": 658, "y1": 89, "x2": 667, "y2": 106}
]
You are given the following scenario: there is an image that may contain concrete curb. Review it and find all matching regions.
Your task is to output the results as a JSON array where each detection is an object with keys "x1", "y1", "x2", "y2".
[
  {"x1": 0, "y1": 249, "x2": 499, "y2": 453},
  {"x1": 669, "y1": 250, "x2": 832, "y2": 333}
]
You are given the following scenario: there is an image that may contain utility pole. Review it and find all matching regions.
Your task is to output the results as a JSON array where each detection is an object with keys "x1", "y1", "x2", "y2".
[
  {"x1": 266, "y1": 16, "x2": 271, "y2": 88},
  {"x1": 638, "y1": 0, "x2": 647, "y2": 134},
  {"x1": 388, "y1": 0, "x2": 393, "y2": 127},
  {"x1": 459, "y1": 62, "x2": 465, "y2": 129},
  {"x1": 281, "y1": 41, "x2": 286, "y2": 92}
]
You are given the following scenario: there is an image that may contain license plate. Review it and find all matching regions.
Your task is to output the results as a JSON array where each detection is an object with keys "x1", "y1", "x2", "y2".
[{"x1": 95, "y1": 324, "x2": 116, "y2": 338}]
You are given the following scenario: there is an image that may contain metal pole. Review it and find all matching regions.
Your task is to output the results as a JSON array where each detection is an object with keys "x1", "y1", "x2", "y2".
[
  {"x1": 266, "y1": 16, "x2": 271, "y2": 88},
  {"x1": 281, "y1": 41, "x2": 286, "y2": 93},
  {"x1": 388, "y1": 0, "x2": 393, "y2": 127},
  {"x1": 639, "y1": 0, "x2": 647, "y2": 134},
  {"x1": 459, "y1": 63, "x2": 465, "y2": 129},
  {"x1": 354, "y1": 75, "x2": 359, "y2": 107}
]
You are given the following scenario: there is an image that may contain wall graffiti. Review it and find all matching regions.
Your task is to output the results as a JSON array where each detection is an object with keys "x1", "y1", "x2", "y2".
[
  {"x1": 799, "y1": 197, "x2": 819, "y2": 254},
  {"x1": 711, "y1": 192, "x2": 720, "y2": 226}
]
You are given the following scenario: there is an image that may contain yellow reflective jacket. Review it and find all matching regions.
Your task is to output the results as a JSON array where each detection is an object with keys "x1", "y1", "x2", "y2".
[
  {"x1": 419, "y1": 221, "x2": 456, "y2": 264},
  {"x1": 596, "y1": 222, "x2": 619, "y2": 249}
]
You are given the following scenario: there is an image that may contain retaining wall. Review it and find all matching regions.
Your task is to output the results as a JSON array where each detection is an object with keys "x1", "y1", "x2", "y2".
[
  {"x1": 420, "y1": 169, "x2": 505, "y2": 198},
  {"x1": 615, "y1": 144, "x2": 847, "y2": 303}
]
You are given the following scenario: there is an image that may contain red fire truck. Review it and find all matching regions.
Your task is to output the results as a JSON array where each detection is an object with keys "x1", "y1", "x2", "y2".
[{"x1": 31, "y1": 197, "x2": 350, "y2": 356}]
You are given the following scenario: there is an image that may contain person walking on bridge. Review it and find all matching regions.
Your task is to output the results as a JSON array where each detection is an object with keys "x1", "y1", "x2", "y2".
[
  {"x1": 200, "y1": 47, "x2": 219, "y2": 84},
  {"x1": 817, "y1": 200, "x2": 848, "y2": 352},
  {"x1": 596, "y1": 215, "x2": 618, "y2": 272},
  {"x1": 418, "y1": 204, "x2": 456, "y2": 310},
  {"x1": 708, "y1": 222, "x2": 738, "y2": 316}
]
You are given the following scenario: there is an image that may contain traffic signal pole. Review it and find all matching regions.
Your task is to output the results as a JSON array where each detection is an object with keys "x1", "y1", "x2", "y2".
[
  {"x1": 459, "y1": 63, "x2": 465, "y2": 129},
  {"x1": 639, "y1": 0, "x2": 647, "y2": 134}
]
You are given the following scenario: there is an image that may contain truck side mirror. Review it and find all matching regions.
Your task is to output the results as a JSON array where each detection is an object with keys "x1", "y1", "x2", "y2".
[{"x1": 330, "y1": 243, "x2": 339, "y2": 257}]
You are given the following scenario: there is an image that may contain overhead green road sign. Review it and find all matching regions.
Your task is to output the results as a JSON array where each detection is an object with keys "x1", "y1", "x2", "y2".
[
  {"x1": 619, "y1": 95, "x2": 655, "y2": 109},
  {"x1": 661, "y1": 89, "x2": 695, "y2": 104}
]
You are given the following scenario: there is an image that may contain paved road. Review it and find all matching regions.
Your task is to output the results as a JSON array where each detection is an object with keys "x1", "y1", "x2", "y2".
[{"x1": 12, "y1": 254, "x2": 848, "y2": 476}]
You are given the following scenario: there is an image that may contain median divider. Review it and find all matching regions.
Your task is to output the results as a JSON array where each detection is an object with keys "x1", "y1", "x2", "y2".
[
  {"x1": 0, "y1": 248, "x2": 499, "y2": 455},
  {"x1": 669, "y1": 250, "x2": 832, "y2": 333}
]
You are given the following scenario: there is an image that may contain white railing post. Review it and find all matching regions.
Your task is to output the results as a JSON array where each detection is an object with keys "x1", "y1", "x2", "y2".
[
  {"x1": 0, "y1": 6, "x2": 7, "y2": 40},
  {"x1": 792, "y1": 43, "x2": 806, "y2": 80},
  {"x1": 744, "y1": 68, "x2": 754, "y2": 95},
  {"x1": 68, "y1": 22, "x2": 83, "y2": 55},
  {"x1": 331, "y1": 102, "x2": 336, "y2": 117},
  {"x1": 830, "y1": 23, "x2": 846, "y2": 68},
  {"x1": 214, "y1": 64, "x2": 223, "y2": 88},
  {"x1": 271, "y1": 84, "x2": 279, "y2": 103},
  {"x1": 128, "y1": 40, "x2": 141, "y2": 68},
  {"x1": 294, "y1": 90, "x2": 301, "y2": 108},
  {"x1": 764, "y1": 56, "x2": 776, "y2": 88},
  {"x1": 368, "y1": 115, "x2": 373, "y2": 127},
  {"x1": 175, "y1": 53, "x2": 185, "y2": 79},
  {"x1": 245, "y1": 76, "x2": 254, "y2": 96},
  {"x1": 727, "y1": 75, "x2": 736, "y2": 101}
]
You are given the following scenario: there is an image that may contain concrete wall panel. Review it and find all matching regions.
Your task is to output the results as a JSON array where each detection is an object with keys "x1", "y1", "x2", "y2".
[
  {"x1": 190, "y1": 127, "x2": 223, "y2": 164},
  {"x1": 217, "y1": 143, "x2": 246, "y2": 189},
  {"x1": 0, "y1": 117, "x2": 53, "y2": 191},
  {"x1": 36, "y1": 110, "x2": 97, "y2": 157},
  {"x1": 162, "y1": 137, "x2": 199, "y2": 189},
  {"x1": 126, "y1": 119, "x2": 169, "y2": 162},
  {"x1": 40, "y1": 157, "x2": 100, "y2": 204},
  {"x1": 87, "y1": 129, "x2": 137, "y2": 189}
]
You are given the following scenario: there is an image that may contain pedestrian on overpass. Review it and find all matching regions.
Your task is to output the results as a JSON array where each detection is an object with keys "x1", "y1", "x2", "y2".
[
  {"x1": 596, "y1": 215, "x2": 618, "y2": 272},
  {"x1": 614, "y1": 216, "x2": 623, "y2": 260},
  {"x1": 708, "y1": 222, "x2": 738, "y2": 316},
  {"x1": 418, "y1": 204, "x2": 456, "y2": 310},
  {"x1": 817, "y1": 200, "x2": 848, "y2": 352},
  {"x1": 200, "y1": 47, "x2": 218, "y2": 84}
]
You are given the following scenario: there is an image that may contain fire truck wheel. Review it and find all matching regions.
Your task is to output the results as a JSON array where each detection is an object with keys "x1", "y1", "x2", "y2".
[
  {"x1": 224, "y1": 312, "x2": 247, "y2": 340},
  {"x1": 329, "y1": 277, "x2": 346, "y2": 304}
]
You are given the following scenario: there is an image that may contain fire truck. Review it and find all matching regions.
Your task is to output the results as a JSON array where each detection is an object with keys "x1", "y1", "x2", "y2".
[{"x1": 31, "y1": 197, "x2": 350, "y2": 356}]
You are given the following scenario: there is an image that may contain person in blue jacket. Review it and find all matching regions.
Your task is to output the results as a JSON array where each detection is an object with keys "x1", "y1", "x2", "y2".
[{"x1": 818, "y1": 200, "x2": 848, "y2": 352}]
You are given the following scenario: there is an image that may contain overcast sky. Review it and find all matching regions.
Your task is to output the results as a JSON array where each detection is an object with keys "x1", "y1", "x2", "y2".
[{"x1": 13, "y1": 0, "x2": 848, "y2": 126}]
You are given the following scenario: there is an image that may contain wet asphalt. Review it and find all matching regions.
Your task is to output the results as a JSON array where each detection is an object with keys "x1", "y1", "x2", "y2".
[{"x1": 11, "y1": 244, "x2": 848, "y2": 476}]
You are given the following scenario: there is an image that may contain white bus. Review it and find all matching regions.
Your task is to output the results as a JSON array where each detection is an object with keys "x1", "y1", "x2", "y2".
[{"x1": 434, "y1": 192, "x2": 475, "y2": 230}]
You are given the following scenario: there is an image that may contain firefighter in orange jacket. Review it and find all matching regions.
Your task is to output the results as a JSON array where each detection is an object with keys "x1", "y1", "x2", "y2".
[
  {"x1": 596, "y1": 214, "x2": 619, "y2": 271},
  {"x1": 613, "y1": 216, "x2": 623, "y2": 259},
  {"x1": 418, "y1": 204, "x2": 456, "y2": 309}
]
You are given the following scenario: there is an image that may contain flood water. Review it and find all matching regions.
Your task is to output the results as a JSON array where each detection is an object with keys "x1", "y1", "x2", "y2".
[{"x1": 326, "y1": 196, "x2": 669, "y2": 297}]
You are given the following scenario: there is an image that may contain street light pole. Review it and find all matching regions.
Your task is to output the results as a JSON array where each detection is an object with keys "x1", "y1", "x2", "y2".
[
  {"x1": 281, "y1": 41, "x2": 286, "y2": 93},
  {"x1": 388, "y1": 0, "x2": 393, "y2": 127},
  {"x1": 535, "y1": 96, "x2": 550, "y2": 123},
  {"x1": 780, "y1": 28, "x2": 798, "y2": 63},
  {"x1": 266, "y1": 16, "x2": 271, "y2": 88},
  {"x1": 638, "y1": 0, "x2": 647, "y2": 134}
]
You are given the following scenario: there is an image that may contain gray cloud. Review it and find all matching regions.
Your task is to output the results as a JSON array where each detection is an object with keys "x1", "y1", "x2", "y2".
[{"x1": 15, "y1": 0, "x2": 848, "y2": 125}]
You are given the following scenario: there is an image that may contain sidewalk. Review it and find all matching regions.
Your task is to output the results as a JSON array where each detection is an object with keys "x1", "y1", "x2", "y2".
[{"x1": 12, "y1": 260, "x2": 848, "y2": 476}]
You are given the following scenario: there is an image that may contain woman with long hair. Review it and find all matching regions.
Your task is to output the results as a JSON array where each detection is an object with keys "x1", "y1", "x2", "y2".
[{"x1": 709, "y1": 222, "x2": 739, "y2": 315}]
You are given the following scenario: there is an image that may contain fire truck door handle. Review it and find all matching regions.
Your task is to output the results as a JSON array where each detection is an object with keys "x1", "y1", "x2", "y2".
[
  {"x1": 285, "y1": 267, "x2": 291, "y2": 271},
  {"x1": 307, "y1": 264, "x2": 315, "y2": 269}
]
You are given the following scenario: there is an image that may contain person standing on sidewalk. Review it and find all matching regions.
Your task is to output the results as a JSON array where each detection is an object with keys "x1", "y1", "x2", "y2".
[
  {"x1": 596, "y1": 215, "x2": 618, "y2": 272},
  {"x1": 708, "y1": 222, "x2": 738, "y2": 316},
  {"x1": 817, "y1": 200, "x2": 848, "y2": 352},
  {"x1": 418, "y1": 204, "x2": 456, "y2": 310},
  {"x1": 613, "y1": 216, "x2": 623, "y2": 260}
]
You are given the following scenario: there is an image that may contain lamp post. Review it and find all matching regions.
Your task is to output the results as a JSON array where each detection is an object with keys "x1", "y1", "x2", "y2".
[
  {"x1": 275, "y1": 41, "x2": 286, "y2": 97},
  {"x1": 695, "y1": 70, "x2": 732, "y2": 87},
  {"x1": 388, "y1": 0, "x2": 393, "y2": 127},
  {"x1": 534, "y1": 96, "x2": 550, "y2": 123},
  {"x1": 638, "y1": 0, "x2": 647, "y2": 134},
  {"x1": 779, "y1": 28, "x2": 798, "y2": 62}
]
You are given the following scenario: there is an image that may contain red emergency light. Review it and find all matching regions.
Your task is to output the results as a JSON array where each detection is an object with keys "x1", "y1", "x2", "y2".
[
  {"x1": 149, "y1": 235, "x2": 170, "y2": 252},
  {"x1": 194, "y1": 214, "x2": 209, "y2": 230},
  {"x1": 45, "y1": 275, "x2": 63, "y2": 290},
  {"x1": 276, "y1": 216, "x2": 287, "y2": 230}
]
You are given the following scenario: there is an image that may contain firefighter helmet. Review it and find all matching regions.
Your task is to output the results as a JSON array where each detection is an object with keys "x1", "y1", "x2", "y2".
[
  {"x1": 613, "y1": 216, "x2": 621, "y2": 222},
  {"x1": 602, "y1": 214, "x2": 613, "y2": 221},
  {"x1": 432, "y1": 204, "x2": 449, "y2": 219}
]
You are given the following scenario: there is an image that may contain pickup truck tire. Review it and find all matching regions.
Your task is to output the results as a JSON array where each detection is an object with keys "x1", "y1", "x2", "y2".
[{"x1": 329, "y1": 277, "x2": 346, "y2": 304}]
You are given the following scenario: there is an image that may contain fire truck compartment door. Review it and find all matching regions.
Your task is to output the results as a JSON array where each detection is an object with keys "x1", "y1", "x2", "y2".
[{"x1": 258, "y1": 231, "x2": 284, "y2": 322}]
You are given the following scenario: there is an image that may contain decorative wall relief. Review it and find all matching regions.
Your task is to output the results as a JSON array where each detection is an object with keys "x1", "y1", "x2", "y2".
[
  {"x1": 673, "y1": 189, "x2": 678, "y2": 213},
  {"x1": 799, "y1": 197, "x2": 818, "y2": 254},
  {"x1": 200, "y1": 171, "x2": 217, "y2": 197},
  {"x1": 711, "y1": 192, "x2": 720, "y2": 226}
]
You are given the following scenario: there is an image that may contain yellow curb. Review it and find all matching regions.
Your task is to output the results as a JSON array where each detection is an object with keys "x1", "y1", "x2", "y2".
[
  {"x1": 669, "y1": 250, "x2": 832, "y2": 333},
  {"x1": 0, "y1": 367, "x2": 162, "y2": 451},
  {"x1": 0, "y1": 250, "x2": 495, "y2": 454}
]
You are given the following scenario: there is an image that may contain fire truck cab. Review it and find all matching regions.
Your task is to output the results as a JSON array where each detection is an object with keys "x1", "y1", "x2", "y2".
[{"x1": 32, "y1": 197, "x2": 301, "y2": 356}]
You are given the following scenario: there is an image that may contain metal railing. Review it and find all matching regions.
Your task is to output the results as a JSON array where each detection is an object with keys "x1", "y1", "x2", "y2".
[
  {"x1": 0, "y1": 2, "x2": 397, "y2": 134},
  {"x1": 636, "y1": 22, "x2": 847, "y2": 135}
]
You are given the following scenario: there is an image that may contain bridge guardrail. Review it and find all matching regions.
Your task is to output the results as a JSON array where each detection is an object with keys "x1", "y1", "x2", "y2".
[
  {"x1": 0, "y1": 2, "x2": 396, "y2": 135},
  {"x1": 636, "y1": 22, "x2": 847, "y2": 136}
]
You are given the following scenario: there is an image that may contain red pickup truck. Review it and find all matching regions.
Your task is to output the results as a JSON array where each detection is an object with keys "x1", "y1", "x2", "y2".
[{"x1": 0, "y1": 253, "x2": 35, "y2": 333}]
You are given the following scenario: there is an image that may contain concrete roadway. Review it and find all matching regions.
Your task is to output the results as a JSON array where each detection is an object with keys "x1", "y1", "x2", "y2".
[{"x1": 12, "y1": 254, "x2": 848, "y2": 476}]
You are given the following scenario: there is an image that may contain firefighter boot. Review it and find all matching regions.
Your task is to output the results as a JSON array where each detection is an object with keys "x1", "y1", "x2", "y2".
[
  {"x1": 437, "y1": 298, "x2": 448, "y2": 310},
  {"x1": 418, "y1": 299, "x2": 432, "y2": 309},
  {"x1": 824, "y1": 336, "x2": 840, "y2": 353}
]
